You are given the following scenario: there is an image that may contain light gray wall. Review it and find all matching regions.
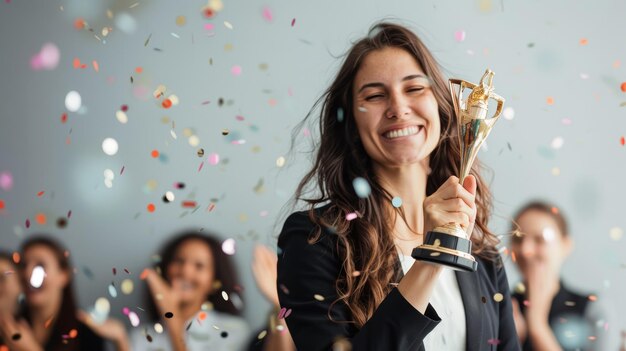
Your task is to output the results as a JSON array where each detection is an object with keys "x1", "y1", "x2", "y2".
[{"x1": 1, "y1": 0, "x2": 625, "y2": 344}]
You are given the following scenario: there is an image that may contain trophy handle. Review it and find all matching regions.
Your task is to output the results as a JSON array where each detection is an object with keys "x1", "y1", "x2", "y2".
[{"x1": 488, "y1": 92, "x2": 505, "y2": 120}]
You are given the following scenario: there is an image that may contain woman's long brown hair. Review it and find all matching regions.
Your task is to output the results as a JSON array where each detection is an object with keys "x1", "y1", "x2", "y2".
[{"x1": 291, "y1": 22, "x2": 500, "y2": 328}]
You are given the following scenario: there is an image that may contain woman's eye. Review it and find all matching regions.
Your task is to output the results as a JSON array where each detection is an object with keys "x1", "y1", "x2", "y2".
[
  {"x1": 407, "y1": 87, "x2": 425, "y2": 93},
  {"x1": 365, "y1": 94, "x2": 384, "y2": 101}
]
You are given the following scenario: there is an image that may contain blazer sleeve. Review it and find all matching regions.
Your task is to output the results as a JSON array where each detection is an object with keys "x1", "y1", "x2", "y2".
[
  {"x1": 277, "y1": 211, "x2": 441, "y2": 351},
  {"x1": 495, "y1": 259, "x2": 522, "y2": 351}
]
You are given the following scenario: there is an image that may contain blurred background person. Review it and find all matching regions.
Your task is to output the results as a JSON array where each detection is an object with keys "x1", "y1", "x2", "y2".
[
  {"x1": 0, "y1": 236, "x2": 107, "y2": 351},
  {"x1": 131, "y1": 230, "x2": 249, "y2": 351},
  {"x1": 510, "y1": 201, "x2": 609, "y2": 351},
  {"x1": 0, "y1": 250, "x2": 22, "y2": 350},
  {"x1": 247, "y1": 244, "x2": 295, "y2": 351}
]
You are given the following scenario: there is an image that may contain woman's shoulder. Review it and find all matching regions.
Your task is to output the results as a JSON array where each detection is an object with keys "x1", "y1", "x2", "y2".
[{"x1": 277, "y1": 203, "x2": 338, "y2": 251}]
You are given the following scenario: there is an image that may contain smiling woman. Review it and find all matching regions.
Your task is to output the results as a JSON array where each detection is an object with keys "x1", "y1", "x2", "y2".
[{"x1": 277, "y1": 21, "x2": 520, "y2": 351}]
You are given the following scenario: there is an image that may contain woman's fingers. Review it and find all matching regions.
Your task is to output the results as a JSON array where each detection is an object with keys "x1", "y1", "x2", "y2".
[{"x1": 436, "y1": 176, "x2": 476, "y2": 209}]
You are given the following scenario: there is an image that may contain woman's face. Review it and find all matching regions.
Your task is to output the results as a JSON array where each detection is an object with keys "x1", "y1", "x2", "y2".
[
  {"x1": 511, "y1": 210, "x2": 572, "y2": 278},
  {"x1": 352, "y1": 46, "x2": 441, "y2": 169},
  {"x1": 166, "y1": 239, "x2": 215, "y2": 306},
  {"x1": 21, "y1": 245, "x2": 68, "y2": 308},
  {"x1": 0, "y1": 258, "x2": 22, "y2": 313}
]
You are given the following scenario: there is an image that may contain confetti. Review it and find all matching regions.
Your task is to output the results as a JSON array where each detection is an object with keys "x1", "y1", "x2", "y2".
[
  {"x1": 116, "y1": 110, "x2": 128, "y2": 124},
  {"x1": 102, "y1": 138, "x2": 119, "y2": 156},
  {"x1": 164, "y1": 312, "x2": 174, "y2": 318},
  {"x1": 621, "y1": 82, "x2": 626, "y2": 92},
  {"x1": 262, "y1": 6, "x2": 273, "y2": 21},
  {"x1": 313, "y1": 294, "x2": 325, "y2": 301},
  {"x1": 30, "y1": 265, "x2": 45, "y2": 288},
  {"x1": 0, "y1": 200, "x2": 4, "y2": 210},
  {"x1": 108, "y1": 283, "x2": 118, "y2": 298},
  {"x1": 620, "y1": 136, "x2": 625, "y2": 146},
  {"x1": 392, "y1": 197, "x2": 403, "y2": 208},
  {"x1": 221, "y1": 291, "x2": 229, "y2": 301},
  {"x1": 276, "y1": 156, "x2": 286, "y2": 167},
  {"x1": 231, "y1": 65, "x2": 242, "y2": 76},
  {"x1": 208, "y1": 153, "x2": 220, "y2": 165},
  {"x1": 551, "y1": 137, "x2": 564, "y2": 149},
  {"x1": 352, "y1": 177, "x2": 371, "y2": 198},
  {"x1": 121, "y1": 279, "x2": 134, "y2": 294},
  {"x1": 221, "y1": 238, "x2": 236, "y2": 255},
  {"x1": 224, "y1": 21, "x2": 233, "y2": 29},
  {"x1": 128, "y1": 311, "x2": 140, "y2": 327},
  {"x1": 546, "y1": 96, "x2": 555, "y2": 105},
  {"x1": 345, "y1": 212, "x2": 358, "y2": 221},
  {"x1": 609, "y1": 227, "x2": 623, "y2": 241},
  {"x1": 154, "y1": 323, "x2": 163, "y2": 334},
  {"x1": 151, "y1": 150, "x2": 160, "y2": 158},
  {"x1": 291, "y1": 18, "x2": 296, "y2": 26},
  {"x1": 0, "y1": 172, "x2": 13, "y2": 190},
  {"x1": 493, "y1": 293, "x2": 504, "y2": 302},
  {"x1": 30, "y1": 43, "x2": 60, "y2": 71},
  {"x1": 175, "y1": 15, "x2": 186, "y2": 26},
  {"x1": 454, "y1": 30, "x2": 466, "y2": 42},
  {"x1": 257, "y1": 330, "x2": 267, "y2": 340},
  {"x1": 502, "y1": 107, "x2": 514, "y2": 120},
  {"x1": 65, "y1": 91, "x2": 82, "y2": 112},
  {"x1": 147, "y1": 203, "x2": 156, "y2": 212}
]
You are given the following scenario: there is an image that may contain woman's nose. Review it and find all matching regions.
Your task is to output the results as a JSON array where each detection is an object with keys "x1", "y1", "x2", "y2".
[{"x1": 386, "y1": 92, "x2": 411, "y2": 119}]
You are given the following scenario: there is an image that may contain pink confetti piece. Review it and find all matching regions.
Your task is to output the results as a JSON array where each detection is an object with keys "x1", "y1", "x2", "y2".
[
  {"x1": 25, "y1": 219, "x2": 30, "y2": 228},
  {"x1": 291, "y1": 18, "x2": 296, "y2": 27},
  {"x1": 204, "y1": 23, "x2": 215, "y2": 31},
  {"x1": 288, "y1": 87, "x2": 294, "y2": 96},
  {"x1": 346, "y1": 212, "x2": 358, "y2": 221},
  {"x1": 0, "y1": 171, "x2": 13, "y2": 191},
  {"x1": 30, "y1": 43, "x2": 60, "y2": 71},
  {"x1": 259, "y1": 210, "x2": 269, "y2": 217},
  {"x1": 235, "y1": 115, "x2": 245, "y2": 121},
  {"x1": 122, "y1": 307, "x2": 130, "y2": 315},
  {"x1": 67, "y1": 210, "x2": 72, "y2": 218},
  {"x1": 561, "y1": 118, "x2": 572, "y2": 125},
  {"x1": 198, "y1": 161, "x2": 204, "y2": 172},
  {"x1": 262, "y1": 6, "x2": 273, "y2": 22},
  {"x1": 454, "y1": 30, "x2": 466, "y2": 42},
  {"x1": 230, "y1": 139, "x2": 246, "y2": 145},
  {"x1": 487, "y1": 339, "x2": 501, "y2": 345},
  {"x1": 208, "y1": 153, "x2": 220, "y2": 165},
  {"x1": 303, "y1": 128, "x2": 311, "y2": 137},
  {"x1": 278, "y1": 307, "x2": 292, "y2": 319},
  {"x1": 231, "y1": 65, "x2": 242, "y2": 76}
]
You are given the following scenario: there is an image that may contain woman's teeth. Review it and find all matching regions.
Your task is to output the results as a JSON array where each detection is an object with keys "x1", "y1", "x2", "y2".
[{"x1": 384, "y1": 126, "x2": 420, "y2": 139}]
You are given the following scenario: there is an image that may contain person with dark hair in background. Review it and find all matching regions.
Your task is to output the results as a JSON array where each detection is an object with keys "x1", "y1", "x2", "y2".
[
  {"x1": 0, "y1": 250, "x2": 22, "y2": 350},
  {"x1": 510, "y1": 201, "x2": 609, "y2": 351},
  {"x1": 130, "y1": 230, "x2": 249, "y2": 351},
  {"x1": 277, "y1": 21, "x2": 520, "y2": 351},
  {"x1": 0, "y1": 236, "x2": 110, "y2": 351}
]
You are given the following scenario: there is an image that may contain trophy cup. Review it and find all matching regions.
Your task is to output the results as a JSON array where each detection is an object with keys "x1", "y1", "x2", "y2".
[{"x1": 411, "y1": 69, "x2": 505, "y2": 272}]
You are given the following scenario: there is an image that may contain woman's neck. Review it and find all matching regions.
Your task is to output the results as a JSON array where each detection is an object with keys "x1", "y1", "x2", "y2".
[
  {"x1": 29, "y1": 293, "x2": 63, "y2": 344},
  {"x1": 373, "y1": 162, "x2": 429, "y2": 237}
]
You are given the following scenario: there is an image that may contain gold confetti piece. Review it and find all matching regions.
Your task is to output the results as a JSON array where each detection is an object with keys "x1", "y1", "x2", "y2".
[
  {"x1": 257, "y1": 330, "x2": 267, "y2": 340},
  {"x1": 276, "y1": 156, "x2": 286, "y2": 167},
  {"x1": 121, "y1": 279, "x2": 134, "y2": 295},
  {"x1": 564, "y1": 301, "x2": 576, "y2": 306},
  {"x1": 175, "y1": 15, "x2": 186, "y2": 26},
  {"x1": 493, "y1": 293, "x2": 504, "y2": 302},
  {"x1": 314, "y1": 294, "x2": 325, "y2": 301},
  {"x1": 609, "y1": 227, "x2": 623, "y2": 241}
]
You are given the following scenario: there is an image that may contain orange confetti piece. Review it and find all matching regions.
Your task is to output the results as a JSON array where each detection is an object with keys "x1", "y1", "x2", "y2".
[
  {"x1": 61, "y1": 113, "x2": 68, "y2": 124},
  {"x1": 588, "y1": 294, "x2": 597, "y2": 301},
  {"x1": 35, "y1": 213, "x2": 47, "y2": 225},
  {"x1": 551, "y1": 207, "x2": 559, "y2": 214},
  {"x1": 44, "y1": 317, "x2": 53, "y2": 329},
  {"x1": 92, "y1": 60, "x2": 99, "y2": 72},
  {"x1": 135, "y1": 67, "x2": 143, "y2": 74},
  {"x1": 621, "y1": 82, "x2": 626, "y2": 92},
  {"x1": 147, "y1": 203, "x2": 156, "y2": 212},
  {"x1": 1, "y1": 345, "x2": 9, "y2": 351},
  {"x1": 12, "y1": 252, "x2": 20, "y2": 264},
  {"x1": 74, "y1": 18, "x2": 85, "y2": 30},
  {"x1": 162, "y1": 99, "x2": 172, "y2": 108},
  {"x1": 182, "y1": 201, "x2": 197, "y2": 208},
  {"x1": 546, "y1": 96, "x2": 554, "y2": 105},
  {"x1": 151, "y1": 150, "x2": 160, "y2": 158},
  {"x1": 620, "y1": 136, "x2": 625, "y2": 146},
  {"x1": 73, "y1": 58, "x2": 82, "y2": 69},
  {"x1": 511, "y1": 251, "x2": 517, "y2": 263},
  {"x1": 198, "y1": 311, "x2": 207, "y2": 321},
  {"x1": 37, "y1": 191, "x2": 45, "y2": 197},
  {"x1": 579, "y1": 38, "x2": 588, "y2": 46},
  {"x1": 140, "y1": 269, "x2": 149, "y2": 280},
  {"x1": 0, "y1": 199, "x2": 4, "y2": 210},
  {"x1": 69, "y1": 329, "x2": 78, "y2": 338}
]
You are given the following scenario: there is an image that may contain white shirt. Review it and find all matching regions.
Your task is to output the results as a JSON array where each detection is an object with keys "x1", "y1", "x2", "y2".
[
  {"x1": 129, "y1": 310, "x2": 250, "y2": 351},
  {"x1": 399, "y1": 254, "x2": 466, "y2": 351}
]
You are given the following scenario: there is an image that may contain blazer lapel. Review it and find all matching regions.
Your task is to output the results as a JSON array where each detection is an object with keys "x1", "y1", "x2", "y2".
[{"x1": 455, "y1": 270, "x2": 484, "y2": 351}]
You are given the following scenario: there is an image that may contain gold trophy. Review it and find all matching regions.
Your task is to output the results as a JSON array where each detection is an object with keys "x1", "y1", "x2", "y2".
[{"x1": 412, "y1": 69, "x2": 505, "y2": 272}]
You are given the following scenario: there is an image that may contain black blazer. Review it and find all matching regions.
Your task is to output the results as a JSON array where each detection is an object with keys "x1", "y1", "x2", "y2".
[{"x1": 277, "y1": 208, "x2": 521, "y2": 351}]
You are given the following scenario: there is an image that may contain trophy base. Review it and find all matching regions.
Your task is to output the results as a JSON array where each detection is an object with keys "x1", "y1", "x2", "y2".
[{"x1": 411, "y1": 230, "x2": 478, "y2": 272}]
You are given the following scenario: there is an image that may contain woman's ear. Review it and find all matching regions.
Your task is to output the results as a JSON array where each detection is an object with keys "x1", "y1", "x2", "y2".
[{"x1": 562, "y1": 234, "x2": 574, "y2": 257}]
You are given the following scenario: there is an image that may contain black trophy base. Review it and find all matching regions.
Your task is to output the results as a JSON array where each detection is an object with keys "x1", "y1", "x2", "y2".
[{"x1": 411, "y1": 230, "x2": 478, "y2": 272}]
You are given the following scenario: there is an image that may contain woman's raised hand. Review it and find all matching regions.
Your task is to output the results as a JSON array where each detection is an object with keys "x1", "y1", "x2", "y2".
[{"x1": 423, "y1": 175, "x2": 477, "y2": 238}]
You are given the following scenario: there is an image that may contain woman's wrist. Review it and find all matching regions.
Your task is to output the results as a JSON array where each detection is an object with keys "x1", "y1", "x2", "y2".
[{"x1": 397, "y1": 260, "x2": 442, "y2": 313}]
